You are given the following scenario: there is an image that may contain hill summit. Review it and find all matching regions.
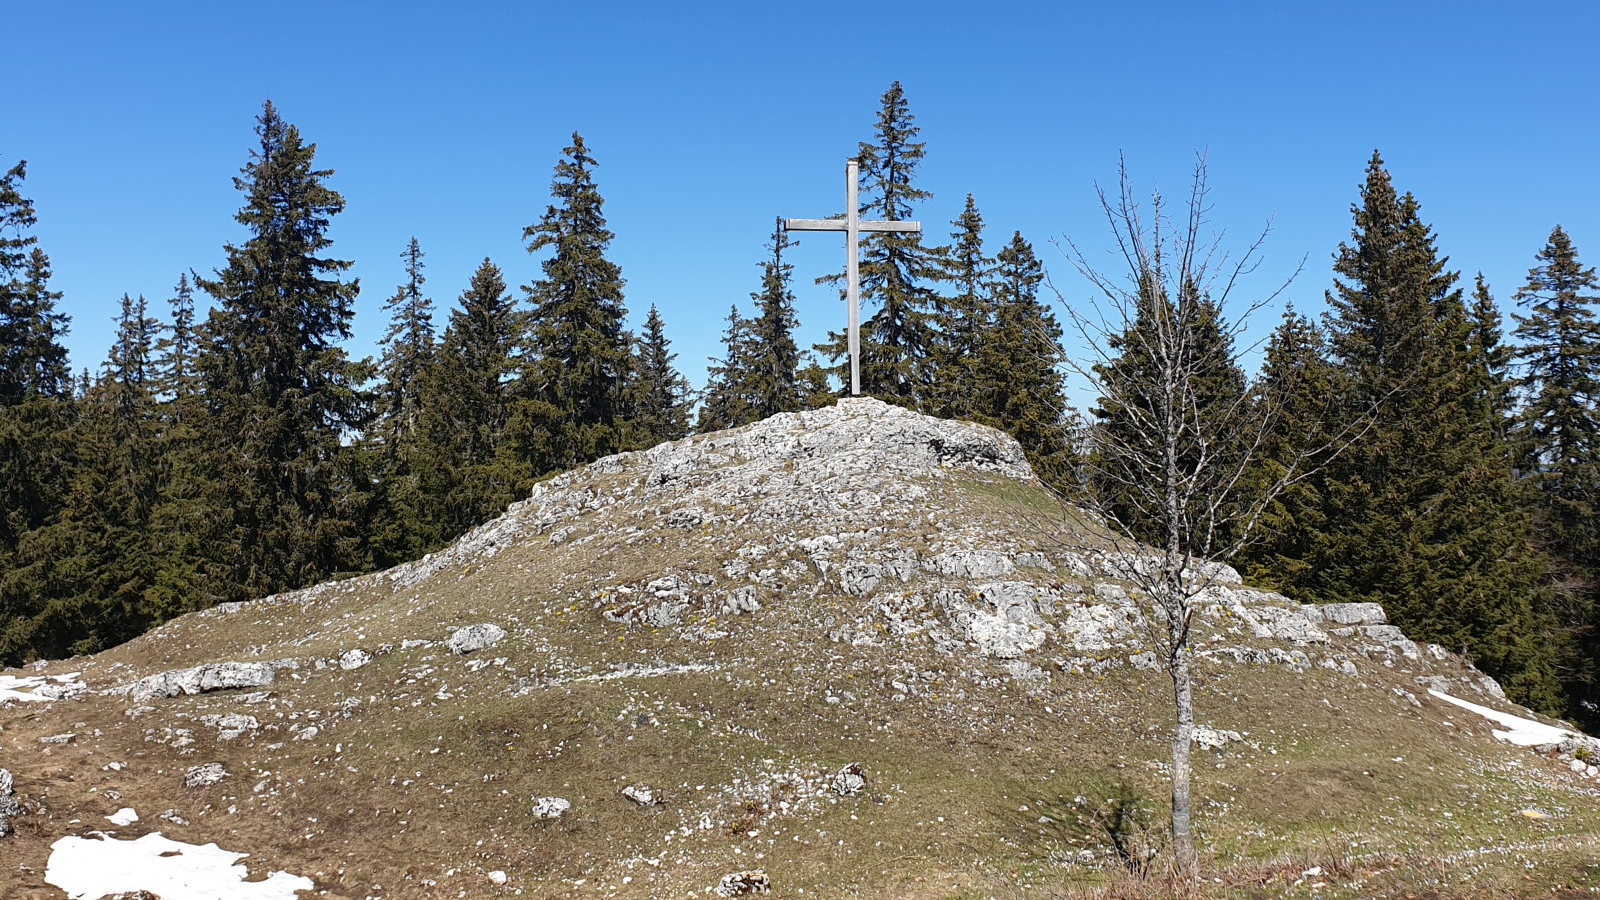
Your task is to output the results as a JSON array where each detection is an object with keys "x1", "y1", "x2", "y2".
[{"x1": 3, "y1": 398, "x2": 1599, "y2": 899}]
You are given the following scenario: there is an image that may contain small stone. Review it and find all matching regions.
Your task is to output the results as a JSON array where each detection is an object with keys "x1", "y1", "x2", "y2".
[
  {"x1": 716, "y1": 870, "x2": 771, "y2": 896},
  {"x1": 447, "y1": 623, "x2": 507, "y2": 655},
  {"x1": 0, "y1": 768, "x2": 20, "y2": 839},
  {"x1": 184, "y1": 762, "x2": 229, "y2": 788},
  {"x1": 531, "y1": 796, "x2": 570, "y2": 820},
  {"x1": 199, "y1": 713, "x2": 259, "y2": 740},
  {"x1": 106, "y1": 807, "x2": 139, "y2": 826},
  {"x1": 487, "y1": 870, "x2": 508, "y2": 885},
  {"x1": 159, "y1": 809, "x2": 190, "y2": 826},
  {"x1": 338, "y1": 649, "x2": 373, "y2": 670},
  {"x1": 832, "y1": 763, "x2": 866, "y2": 797},
  {"x1": 39, "y1": 733, "x2": 76, "y2": 744},
  {"x1": 1570, "y1": 758, "x2": 1586, "y2": 774},
  {"x1": 622, "y1": 784, "x2": 662, "y2": 806},
  {"x1": 1191, "y1": 726, "x2": 1242, "y2": 750}
]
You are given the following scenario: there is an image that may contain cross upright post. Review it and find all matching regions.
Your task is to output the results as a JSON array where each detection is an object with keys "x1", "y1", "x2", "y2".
[{"x1": 783, "y1": 159, "x2": 921, "y2": 396}]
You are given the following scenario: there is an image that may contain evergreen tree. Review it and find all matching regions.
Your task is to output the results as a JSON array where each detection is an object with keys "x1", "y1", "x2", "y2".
[
  {"x1": 195, "y1": 101, "x2": 373, "y2": 602},
  {"x1": 153, "y1": 273, "x2": 201, "y2": 410},
  {"x1": 1, "y1": 157, "x2": 71, "y2": 405},
  {"x1": 818, "y1": 82, "x2": 940, "y2": 405},
  {"x1": 626, "y1": 304, "x2": 691, "y2": 445},
  {"x1": 1511, "y1": 226, "x2": 1600, "y2": 569},
  {"x1": 413, "y1": 258, "x2": 528, "y2": 547},
  {"x1": 1093, "y1": 274, "x2": 1248, "y2": 541},
  {"x1": 367, "y1": 237, "x2": 437, "y2": 564},
  {"x1": 0, "y1": 158, "x2": 73, "y2": 582},
  {"x1": 745, "y1": 222, "x2": 804, "y2": 419},
  {"x1": 515, "y1": 133, "x2": 631, "y2": 472},
  {"x1": 970, "y1": 232, "x2": 1077, "y2": 488},
  {"x1": 698, "y1": 305, "x2": 762, "y2": 432},
  {"x1": 1, "y1": 296, "x2": 163, "y2": 662},
  {"x1": 932, "y1": 194, "x2": 993, "y2": 419},
  {"x1": 376, "y1": 237, "x2": 436, "y2": 450},
  {"x1": 1237, "y1": 308, "x2": 1338, "y2": 587},
  {"x1": 1510, "y1": 226, "x2": 1600, "y2": 719},
  {"x1": 1468, "y1": 274, "x2": 1516, "y2": 436},
  {"x1": 145, "y1": 273, "x2": 223, "y2": 620},
  {"x1": 1304, "y1": 152, "x2": 1561, "y2": 710}
]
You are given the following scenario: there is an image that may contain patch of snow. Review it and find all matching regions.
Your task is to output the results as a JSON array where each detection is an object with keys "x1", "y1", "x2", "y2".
[
  {"x1": 0, "y1": 671, "x2": 82, "y2": 703},
  {"x1": 1427, "y1": 690, "x2": 1576, "y2": 747},
  {"x1": 47, "y1": 831, "x2": 313, "y2": 900}
]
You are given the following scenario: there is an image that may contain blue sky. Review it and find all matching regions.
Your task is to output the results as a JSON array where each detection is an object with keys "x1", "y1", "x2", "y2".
[{"x1": 6, "y1": 1, "x2": 1597, "y2": 394}]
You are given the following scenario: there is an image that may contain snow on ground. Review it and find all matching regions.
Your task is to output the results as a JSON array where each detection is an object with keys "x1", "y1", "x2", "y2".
[
  {"x1": 1428, "y1": 689, "x2": 1575, "y2": 746},
  {"x1": 46, "y1": 830, "x2": 314, "y2": 900},
  {"x1": 0, "y1": 671, "x2": 80, "y2": 703}
]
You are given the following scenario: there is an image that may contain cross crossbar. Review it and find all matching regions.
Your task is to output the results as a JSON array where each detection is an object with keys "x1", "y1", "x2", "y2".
[
  {"x1": 783, "y1": 218, "x2": 921, "y2": 234},
  {"x1": 781, "y1": 159, "x2": 921, "y2": 396}
]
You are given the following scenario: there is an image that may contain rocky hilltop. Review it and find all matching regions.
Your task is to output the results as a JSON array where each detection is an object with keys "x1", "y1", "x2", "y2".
[{"x1": 3, "y1": 398, "x2": 1598, "y2": 899}]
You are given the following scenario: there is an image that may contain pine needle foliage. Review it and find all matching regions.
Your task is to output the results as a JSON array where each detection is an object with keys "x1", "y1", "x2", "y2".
[
  {"x1": 627, "y1": 304, "x2": 692, "y2": 446},
  {"x1": 818, "y1": 82, "x2": 941, "y2": 406},
  {"x1": 931, "y1": 194, "x2": 994, "y2": 419},
  {"x1": 970, "y1": 231, "x2": 1078, "y2": 490},
  {"x1": 196, "y1": 101, "x2": 374, "y2": 602},
  {"x1": 516, "y1": 132, "x2": 631, "y2": 473},
  {"x1": 414, "y1": 258, "x2": 530, "y2": 548},
  {"x1": 1510, "y1": 226, "x2": 1600, "y2": 720},
  {"x1": 1300, "y1": 151, "x2": 1562, "y2": 711}
]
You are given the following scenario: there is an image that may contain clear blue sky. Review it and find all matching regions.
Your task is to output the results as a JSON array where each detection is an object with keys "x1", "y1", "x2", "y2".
[{"x1": 6, "y1": 1, "x2": 1597, "y2": 394}]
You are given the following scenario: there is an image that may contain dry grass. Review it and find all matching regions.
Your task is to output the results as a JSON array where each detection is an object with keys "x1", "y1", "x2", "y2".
[{"x1": 3, "y1": 443, "x2": 1599, "y2": 899}]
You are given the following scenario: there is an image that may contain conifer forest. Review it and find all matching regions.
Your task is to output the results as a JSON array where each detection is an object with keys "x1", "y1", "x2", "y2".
[{"x1": 3, "y1": 84, "x2": 1598, "y2": 733}]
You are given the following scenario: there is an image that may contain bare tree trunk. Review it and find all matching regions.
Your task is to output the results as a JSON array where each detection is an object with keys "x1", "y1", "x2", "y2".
[{"x1": 1169, "y1": 641, "x2": 1197, "y2": 876}]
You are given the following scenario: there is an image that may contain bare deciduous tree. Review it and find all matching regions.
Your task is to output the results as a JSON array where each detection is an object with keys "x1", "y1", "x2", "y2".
[{"x1": 1048, "y1": 155, "x2": 1367, "y2": 877}]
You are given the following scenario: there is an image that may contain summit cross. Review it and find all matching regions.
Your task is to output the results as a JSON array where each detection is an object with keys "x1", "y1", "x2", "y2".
[{"x1": 783, "y1": 158, "x2": 921, "y2": 396}]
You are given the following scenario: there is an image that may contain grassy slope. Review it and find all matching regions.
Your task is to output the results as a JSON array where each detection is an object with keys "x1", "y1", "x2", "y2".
[{"x1": 2, "y1": 435, "x2": 1598, "y2": 900}]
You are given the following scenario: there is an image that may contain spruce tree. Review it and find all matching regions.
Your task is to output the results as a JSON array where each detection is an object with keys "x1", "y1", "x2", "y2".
[
  {"x1": 1511, "y1": 226, "x2": 1600, "y2": 568},
  {"x1": 1, "y1": 157, "x2": 71, "y2": 405},
  {"x1": 626, "y1": 304, "x2": 691, "y2": 445},
  {"x1": 1305, "y1": 152, "x2": 1562, "y2": 710},
  {"x1": 698, "y1": 305, "x2": 762, "y2": 432},
  {"x1": 153, "y1": 273, "x2": 201, "y2": 410},
  {"x1": 0, "y1": 158, "x2": 73, "y2": 579},
  {"x1": 1237, "y1": 308, "x2": 1337, "y2": 587},
  {"x1": 413, "y1": 258, "x2": 529, "y2": 546},
  {"x1": 970, "y1": 232, "x2": 1076, "y2": 488},
  {"x1": 1093, "y1": 275, "x2": 1247, "y2": 541},
  {"x1": 1468, "y1": 274, "x2": 1516, "y2": 436},
  {"x1": 367, "y1": 237, "x2": 437, "y2": 563},
  {"x1": 818, "y1": 82, "x2": 940, "y2": 405},
  {"x1": 1510, "y1": 226, "x2": 1600, "y2": 719},
  {"x1": 376, "y1": 237, "x2": 436, "y2": 450},
  {"x1": 932, "y1": 194, "x2": 993, "y2": 419},
  {"x1": 516, "y1": 133, "x2": 631, "y2": 472},
  {"x1": 145, "y1": 273, "x2": 223, "y2": 620},
  {"x1": 196, "y1": 101, "x2": 373, "y2": 602},
  {"x1": 1, "y1": 296, "x2": 164, "y2": 662},
  {"x1": 746, "y1": 222, "x2": 804, "y2": 419}
]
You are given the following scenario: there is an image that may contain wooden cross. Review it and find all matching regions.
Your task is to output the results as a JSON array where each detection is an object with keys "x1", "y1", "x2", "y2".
[{"x1": 784, "y1": 158, "x2": 921, "y2": 396}]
